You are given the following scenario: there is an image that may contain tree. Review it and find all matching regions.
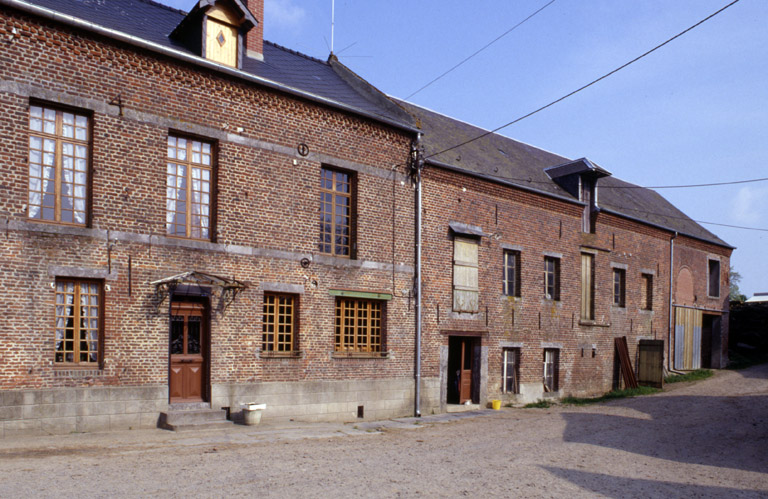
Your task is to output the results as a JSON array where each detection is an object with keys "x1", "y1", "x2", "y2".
[{"x1": 729, "y1": 266, "x2": 747, "y2": 302}]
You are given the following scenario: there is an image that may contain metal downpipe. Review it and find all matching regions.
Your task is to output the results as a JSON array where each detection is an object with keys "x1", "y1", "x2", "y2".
[
  {"x1": 414, "y1": 135, "x2": 423, "y2": 417},
  {"x1": 668, "y1": 232, "x2": 677, "y2": 370}
]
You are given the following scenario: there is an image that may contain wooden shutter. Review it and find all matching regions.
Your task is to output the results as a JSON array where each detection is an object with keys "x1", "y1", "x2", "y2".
[
  {"x1": 581, "y1": 253, "x2": 594, "y2": 320},
  {"x1": 453, "y1": 237, "x2": 479, "y2": 312}
]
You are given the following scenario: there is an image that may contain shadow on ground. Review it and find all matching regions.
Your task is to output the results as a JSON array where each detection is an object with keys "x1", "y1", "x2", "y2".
[
  {"x1": 543, "y1": 466, "x2": 766, "y2": 498},
  {"x1": 558, "y1": 366, "x2": 768, "y2": 476}
]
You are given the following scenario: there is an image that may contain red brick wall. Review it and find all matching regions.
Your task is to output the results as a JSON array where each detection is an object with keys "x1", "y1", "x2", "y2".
[
  {"x1": 0, "y1": 9, "x2": 416, "y2": 391},
  {"x1": 421, "y1": 166, "x2": 730, "y2": 398},
  {"x1": 244, "y1": 0, "x2": 264, "y2": 57}
]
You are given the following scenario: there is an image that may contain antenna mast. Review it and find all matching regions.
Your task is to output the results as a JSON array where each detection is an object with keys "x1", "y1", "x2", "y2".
[{"x1": 331, "y1": 0, "x2": 335, "y2": 54}]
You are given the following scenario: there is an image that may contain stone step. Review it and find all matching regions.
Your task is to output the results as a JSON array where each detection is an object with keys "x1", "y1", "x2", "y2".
[
  {"x1": 162, "y1": 420, "x2": 235, "y2": 432},
  {"x1": 446, "y1": 403, "x2": 481, "y2": 413},
  {"x1": 159, "y1": 406, "x2": 231, "y2": 431}
]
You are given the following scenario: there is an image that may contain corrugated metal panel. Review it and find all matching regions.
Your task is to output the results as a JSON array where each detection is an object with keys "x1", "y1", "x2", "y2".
[
  {"x1": 692, "y1": 325, "x2": 702, "y2": 370},
  {"x1": 674, "y1": 306, "x2": 704, "y2": 370}
]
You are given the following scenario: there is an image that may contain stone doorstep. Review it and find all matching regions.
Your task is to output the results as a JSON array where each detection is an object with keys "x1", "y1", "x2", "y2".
[
  {"x1": 159, "y1": 405, "x2": 232, "y2": 431},
  {"x1": 445, "y1": 403, "x2": 481, "y2": 413}
]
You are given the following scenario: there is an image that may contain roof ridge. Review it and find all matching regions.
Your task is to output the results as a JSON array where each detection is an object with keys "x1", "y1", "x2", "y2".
[
  {"x1": 135, "y1": 0, "x2": 188, "y2": 16},
  {"x1": 264, "y1": 40, "x2": 327, "y2": 65},
  {"x1": 394, "y1": 97, "x2": 570, "y2": 162}
]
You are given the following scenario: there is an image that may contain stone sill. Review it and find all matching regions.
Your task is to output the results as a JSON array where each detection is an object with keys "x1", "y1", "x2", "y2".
[
  {"x1": 331, "y1": 351, "x2": 391, "y2": 359},
  {"x1": 259, "y1": 351, "x2": 303, "y2": 359},
  {"x1": 578, "y1": 320, "x2": 611, "y2": 328}
]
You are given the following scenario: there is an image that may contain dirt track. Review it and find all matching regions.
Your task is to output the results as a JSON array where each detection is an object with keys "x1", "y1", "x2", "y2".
[{"x1": 1, "y1": 364, "x2": 767, "y2": 497}]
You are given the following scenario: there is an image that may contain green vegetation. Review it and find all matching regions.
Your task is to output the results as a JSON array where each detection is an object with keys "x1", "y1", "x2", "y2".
[
  {"x1": 726, "y1": 350, "x2": 768, "y2": 370},
  {"x1": 560, "y1": 386, "x2": 660, "y2": 406},
  {"x1": 664, "y1": 369, "x2": 713, "y2": 383},
  {"x1": 523, "y1": 399, "x2": 553, "y2": 409}
]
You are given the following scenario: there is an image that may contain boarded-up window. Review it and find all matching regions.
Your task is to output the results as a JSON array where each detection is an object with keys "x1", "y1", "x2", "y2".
[
  {"x1": 503, "y1": 348, "x2": 520, "y2": 394},
  {"x1": 205, "y1": 5, "x2": 240, "y2": 67},
  {"x1": 544, "y1": 256, "x2": 560, "y2": 301},
  {"x1": 543, "y1": 349, "x2": 559, "y2": 392},
  {"x1": 503, "y1": 250, "x2": 521, "y2": 297},
  {"x1": 613, "y1": 268, "x2": 626, "y2": 307},
  {"x1": 708, "y1": 259, "x2": 720, "y2": 297},
  {"x1": 641, "y1": 273, "x2": 653, "y2": 310},
  {"x1": 581, "y1": 253, "x2": 595, "y2": 320},
  {"x1": 453, "y1": 237, "x2": 479, "y2": 312}
]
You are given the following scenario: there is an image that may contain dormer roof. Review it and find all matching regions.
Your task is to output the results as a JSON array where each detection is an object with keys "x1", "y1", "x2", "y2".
[
  {"x1": 170, "y1": 0, "x2": 257, "y2": 40},
  {"x1": 545, "y1": 158, "x2": 612, "y2": 180}
]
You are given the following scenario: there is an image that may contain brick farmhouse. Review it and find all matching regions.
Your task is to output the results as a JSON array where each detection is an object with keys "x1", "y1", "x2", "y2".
[{"x1": 0, "y1": 0, "x2": 732, "y2": 436}]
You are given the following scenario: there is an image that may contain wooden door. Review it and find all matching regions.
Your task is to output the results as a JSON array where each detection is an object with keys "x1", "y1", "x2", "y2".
[
  {"x1": 169, "y1": 303, "x2": 205, "y2": 402},
  {"x1": 459, "y1": 338, "x2": 473, "y2": 403}
]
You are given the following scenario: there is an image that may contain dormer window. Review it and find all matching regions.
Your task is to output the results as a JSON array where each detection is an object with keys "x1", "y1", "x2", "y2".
[
  {"x1": 544, "y1": 158, "x2": 611, "y2": 234},
  {"x1": 170, "y1": 0, "x2": 260, "y2": 69},
  {"x1": 205, "y1": 4, "x2": 240, "y2": 67}
]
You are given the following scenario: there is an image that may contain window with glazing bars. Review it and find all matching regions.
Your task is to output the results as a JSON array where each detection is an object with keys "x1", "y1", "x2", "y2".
[
  {"x1": 613, "y1": 268, "x2": 626, "y2": 307},
  {"x1": 335, "y1": 299, "x2": 383, "y2": 353},
  {"x1": 319, "y1": 167, "x2": 353, "y2": 257},
  {"x1": 262, "y1": 294, "x2": 296, "y2": 353},
  {"x1": 28, "y1": 105, "x2": 89, "y2": 224},
  {"x1": 502, "y1": 348, "x2": 520, "y2": 394},
  {"x1": 544, "y1": 256, "x2": 560, "y2": 301},
  {"x1": 55, "y1": 279, "x2": 101, "y2": 365},
  {"x1": 166, "y1": 136, "x2": 212, "y2": 239},
  {"x1": 503, "y1": 250, "x2": 521, "y2": 297}
]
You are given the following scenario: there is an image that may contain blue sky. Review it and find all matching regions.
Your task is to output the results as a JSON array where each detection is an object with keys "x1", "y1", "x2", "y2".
[{"x1": 159, "y1": 0, "x2": 767, "y2": 297}]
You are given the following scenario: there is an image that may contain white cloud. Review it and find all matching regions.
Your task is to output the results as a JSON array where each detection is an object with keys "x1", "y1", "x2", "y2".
[
  {"x1": 731, "y1": 185, "x2": 767, "y2": 226},
  {"x1": 265, "y1": 0, "x2": 307, "y2": 31}
]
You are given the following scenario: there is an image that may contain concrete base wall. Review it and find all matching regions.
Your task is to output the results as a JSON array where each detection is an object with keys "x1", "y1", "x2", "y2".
[
  {"x1": 1, "y1": 378, "x2": 443, "y2": 437},
  {"x1": 0, "y1": 386, "x2": 168, "y2": 438},
  {"x1": 501, "y1": 382, "x2": 560, "y2": 406},
  {"x1": 213, "y1": 377, "x2": 442, "y2": 423}
]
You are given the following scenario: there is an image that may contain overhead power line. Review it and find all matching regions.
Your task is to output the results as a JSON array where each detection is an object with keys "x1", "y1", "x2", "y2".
[
  {"x1": 603, "y1": 176, "x2": 768, "y2": 189},
  {"x1": 601, "y1": 202, "x2": 768, "y2": 233},
  {"x1": 423, "y1": 0, "x2": 742, "y2": 163},
  {"x1": 404, "y1": 0, "x2": 557, "y2": 100}
]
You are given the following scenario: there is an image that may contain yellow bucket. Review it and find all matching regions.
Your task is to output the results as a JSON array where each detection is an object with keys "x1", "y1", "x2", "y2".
[{"x1": 491, "y1": 399, "x2": 502, "y2": 410}]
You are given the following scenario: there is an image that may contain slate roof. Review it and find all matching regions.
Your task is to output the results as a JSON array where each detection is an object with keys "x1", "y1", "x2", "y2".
[
  {"x1": 17, "y1": 0, "x2": 414, "y2": 129},
  {"x1": 396, "y1": 99, "x2": 730, "y2": 248}
]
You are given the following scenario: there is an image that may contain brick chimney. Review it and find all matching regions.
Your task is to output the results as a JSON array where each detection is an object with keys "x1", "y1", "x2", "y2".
[{"x1": 244, "y1": 0, "x2": 263, "y2": 60}]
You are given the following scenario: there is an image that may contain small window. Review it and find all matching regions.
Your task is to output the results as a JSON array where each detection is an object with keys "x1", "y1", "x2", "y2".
[
  {"x1": 581, "y1": 253, "x2": 595, "y2": 320},
  {"x1": 640, "y1": 273, "x2": 653, "y2": 311},
  {"x1": 503, "y1": 250, "x2": 521, "y2": 297},
  {"x1": 708, "y1": 259, "x2": 721, "y2": 297},
  {"x1": 543, "y1": 349, "x2": 559, "y2": 392},
  {"x1": 262, "y1": 294, "x2": 297, "y2": 353},
  {"x1": 613, "y1": 268, "x2": 626, "y2": 307},
  {"x1": 319, "y1": 167, "x2": 354, "y2": 257},
  {"x1": 453, "y1": 237, "x2": 479, "y2": 312},
  {"x1": 55, "y1": 279, "x2": 102, "y2": 365},
  {"x1": 335, "y1": 299, "x2": 384, "y2": 353},
  {"x1": 544, "y1": 256, "x2": 560, "y2": 301},
  {"x1": 28, "y1": 104, "x2": 89, "y2": 225},
  {"x1": 166, "y1": 136, "x2": 213, "y2": 240},
  {"x1": 502, "y1": 348, "x2": 520, "y2": 394}
]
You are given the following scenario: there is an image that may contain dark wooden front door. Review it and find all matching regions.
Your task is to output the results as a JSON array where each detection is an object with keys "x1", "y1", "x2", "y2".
[
  {"x1": 459, "y1": 338, "x2": 473, "y2": 403},
  {"x1": 169, "y1": 302, "x2": 205, "y2": 402}
]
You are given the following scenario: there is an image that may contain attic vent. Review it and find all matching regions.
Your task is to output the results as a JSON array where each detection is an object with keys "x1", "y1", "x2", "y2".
[{"x1": 497, "y1": 148, "x2": 508, "y2": 156}]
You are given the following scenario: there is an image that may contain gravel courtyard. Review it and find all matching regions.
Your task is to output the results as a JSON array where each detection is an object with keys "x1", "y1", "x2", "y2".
[{"x1": 1, "y1": 364, "x2": 767, "y2": 498}]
